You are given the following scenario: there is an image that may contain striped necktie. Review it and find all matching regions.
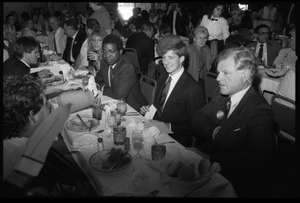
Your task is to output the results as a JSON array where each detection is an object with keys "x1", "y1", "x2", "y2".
[
  {"x1": 109, "y1": 66, "x2": 114, "y2": 86},
  {"x1": 158, "y1": 76, "x2": 172, "y2": 112},
  {"x1": 226, "y1": 97, "x2": 231, "y2": 118}
]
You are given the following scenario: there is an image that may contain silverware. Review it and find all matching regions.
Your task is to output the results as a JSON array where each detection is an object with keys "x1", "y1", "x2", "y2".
[
  {"x1": 125, "y1": 112, "x2": 140, "y2": 116},
  {"x1": 76, "y1": 114, "x2": 89, "y2": 129},
  {"x1": 96, "y1": 129, "x2": 104, "y2": 133},
  {"x1": 159, "y1": 141, "x2": 176, "y2": 145}
]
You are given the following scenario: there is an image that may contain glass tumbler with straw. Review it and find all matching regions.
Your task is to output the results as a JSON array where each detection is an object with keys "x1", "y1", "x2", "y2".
[{"x1": 106, "y1": 111, "x2": 116, "y2": 138}]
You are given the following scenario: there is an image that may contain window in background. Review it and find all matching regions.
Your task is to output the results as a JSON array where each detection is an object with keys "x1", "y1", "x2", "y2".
[
  {"x1": 238, "y1": 4, "x2": 248, "y2": 11},
  {"x1": 118, "y1": 3, "x2": 135, "y2": 21}
]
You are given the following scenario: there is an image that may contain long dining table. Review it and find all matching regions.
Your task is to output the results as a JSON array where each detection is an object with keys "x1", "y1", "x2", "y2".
[{"x1": 49, "y1": 91, "x2": 237, "y2": 197}]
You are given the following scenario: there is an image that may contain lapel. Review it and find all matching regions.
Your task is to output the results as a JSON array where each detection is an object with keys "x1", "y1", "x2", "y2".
[
  {"x1": 162, "y1": 71, "x2": 187, "y2": 113},
  {"x1": 214, "y1": 86, "x2": 256, "y2": 141},
  {"x1": 154, "y1": 72, "x2": 168, "y2": 105}
]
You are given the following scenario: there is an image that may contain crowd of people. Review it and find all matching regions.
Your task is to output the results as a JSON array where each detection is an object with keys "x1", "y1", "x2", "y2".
[{"x1": 3, "y1": 2, "x2": 296, "y2": 197}]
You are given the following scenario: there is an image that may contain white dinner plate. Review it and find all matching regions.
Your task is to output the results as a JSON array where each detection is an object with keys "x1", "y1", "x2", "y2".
[
  {"x1": 265, "y1": 66, "x2": 288, "y2": 78},
  {"x1": 66, "y1": 117, "x2": 100, "y2": 132}
]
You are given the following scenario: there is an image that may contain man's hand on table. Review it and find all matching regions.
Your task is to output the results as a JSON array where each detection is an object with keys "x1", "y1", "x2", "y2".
[{"x1": 140, "y1": 105, "x2": 150, "y2": 115}]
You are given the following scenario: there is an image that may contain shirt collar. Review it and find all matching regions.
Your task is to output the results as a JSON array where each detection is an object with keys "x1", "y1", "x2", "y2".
[
  {"x1": 229, "y1": 85, "x2": 251, "y2": 108},
  {"x1": 71, "y1": 30, "x2": 79, "y2": 39},
  {"x1": 169, "y1": 66, "x2": 184, "y2": 81},
  {"x1": 20, "y1": 59, "x2": 30, "y2": 68}
]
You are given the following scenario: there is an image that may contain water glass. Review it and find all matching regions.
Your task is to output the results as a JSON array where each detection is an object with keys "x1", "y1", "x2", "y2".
[
  {"x1": 92, "y1": 105, "x2": 102, "y2": 120},
  {"x1": 132, "y1": 130, "x2": 144, "y2": 159}
]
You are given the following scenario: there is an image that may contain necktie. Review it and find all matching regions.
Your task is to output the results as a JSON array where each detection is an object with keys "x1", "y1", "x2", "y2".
[
  {"x1": 226, "y1": 97, "x2": 231, "y2": 118},
  {"x1": 109, "y1": 66, "x2": 114, "y2": 86},
  {"x1": 53, "y1": 32, "x2": 58, "y2": 53},
  {"x1": 258, "y1": 44, "x2": 264, "y2": 61},
  {"x1": 63, "y1": 37, "x2": 73, "y2": 63},
  {"x1": 158, "y1": 76, "x2": 172, "y2": 112},
  {"x1": 211, "y1": 18, "x2": 218, "y2": 21}
]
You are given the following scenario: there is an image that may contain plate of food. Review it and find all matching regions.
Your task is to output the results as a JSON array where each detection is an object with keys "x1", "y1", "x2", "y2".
[
  {"x1": 265, "y1": 66, "x2": 288, "y2": 78},
  {"x1": 89, "y1": 148, "x2": 132, "y2": 173},
  {"x1": 66, "y1": 117, "x2": 100, "y2": 132}
]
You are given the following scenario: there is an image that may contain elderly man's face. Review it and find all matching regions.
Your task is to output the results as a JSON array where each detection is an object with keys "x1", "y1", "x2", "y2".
[
  {"x1": 216, "y1": 57, "x2": 247, "y2": 96},
  {"x1": 194, "y1": 33, "x2": 208, "y2": 48},
  {"x1": 49, "y1": 17, "x2": 59, "y2": 31},
  {"x1": 162, "y1": 50, "x2": 184, "y2": 75},
  {"x1": 257, "y1": 27, "x2": 270, "y2": 44}
]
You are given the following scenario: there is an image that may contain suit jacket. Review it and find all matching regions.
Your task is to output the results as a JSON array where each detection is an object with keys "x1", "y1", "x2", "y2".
[
  {"x1": 246, "y1": 40, "x2": 281, "y2": 66},
  {"x1": 3, "y1": 56, "x2": 31, "y2": 77},
  {"x1": 125, "y1": 32, "x2": 155, "y2": 72},
  {"x1": 191, "y1": 86, "x2": 276, "y2": 196},
  {"x1": 164, "y1": 10, "x2": 189, "y2": 37},
  {"x1": 62, "y1": 30, "x2": 87, "y2": 64},
  {"x1": 153, "y1": 69, "x2": 205, "y2": 146},
  {"x1": 48, "y1": 27, "x2": 67, "y2": 54},
  {"x1": 95, "y1": 55, "x2": 148, "y2": 112}
]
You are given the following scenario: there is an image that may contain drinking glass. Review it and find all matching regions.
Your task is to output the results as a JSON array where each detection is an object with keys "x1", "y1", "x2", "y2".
[
  {"x1": 117, "y1": 98, "x2": 127, "y2": 121},
  {"x1": 106, "y1": 113, "x2": 116, "y2": 138},
  {"x1": 82, "y1": 74, "x2": 89, "y2": 89},
  {"x1": 132, "y1": 130, "x2": 144, "y2": 159}
]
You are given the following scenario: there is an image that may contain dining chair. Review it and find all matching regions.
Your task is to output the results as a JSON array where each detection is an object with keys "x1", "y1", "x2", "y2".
[
  {"x1": 204, "y1": 72, "x2": 219, "y2": 103},
  {"x1": 140, "y1": 75, "x2": 157, "y2": 104},
  {"x1": 271, "y1": 94, "x2": 295, "y2": 144},
  {"x1": 123, "y1": 48, "x2": 141, "y2": 78}
]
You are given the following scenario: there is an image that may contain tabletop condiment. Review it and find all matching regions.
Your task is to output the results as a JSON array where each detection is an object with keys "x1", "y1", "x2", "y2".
[
  {"x1": 97, "y1": 137, "x2": 104, "y2": 151},
  {"x1": 124, "y1": 137, "x2": 130, "y2": 152}
]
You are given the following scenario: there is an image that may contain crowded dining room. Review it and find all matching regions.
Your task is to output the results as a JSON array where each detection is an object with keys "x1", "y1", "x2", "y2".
[{"x1": 2, "y1": 1, "x2": 298, "y2": 198}]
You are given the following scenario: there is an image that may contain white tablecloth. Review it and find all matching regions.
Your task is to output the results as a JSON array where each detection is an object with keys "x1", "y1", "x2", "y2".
[
  {"x1": 258, "y1": 69, "x2": 282, "y2": 94},
  {"x1": 59, "y1": 94, "x2": 236, "y2": 197},
  {"x1": 30, "y1": 60, "x2": 71, "y2": 77}
]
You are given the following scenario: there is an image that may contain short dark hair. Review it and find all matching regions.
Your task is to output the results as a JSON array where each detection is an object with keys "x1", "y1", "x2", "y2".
[
  {"x1": 13, "y1": 36, "x2": 39, "y2": 59},
  {"x1": 63, "y1": 18, "x2": 78, "y2": 30},
  {"x1": 102, "y1": 34, "x2": 123, "y2": 51},
  {"x1": 254, "y1": 24, "x2": 270, "y2": 34},
  {"x1": 159, "y1": 23, "x2": 171, "y2": 35},
  {"x1": 3, "y1": 74, "x2": 45, "y2": 139},
  {"x1": 157, "y1": 34, "x2": 187, "y2": 58},
  {"x1": 86, "y1": 18, "x2": 100, "y2": 31}
]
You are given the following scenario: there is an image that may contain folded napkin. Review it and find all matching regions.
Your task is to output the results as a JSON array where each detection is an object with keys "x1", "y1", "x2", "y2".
[
  {"x1": 60, "y1": 64, "x2": 72, "y2": 81},
  {"x1": 127, "y1": 119, "x2": 145, "y2": 130},
  {"x1": 71, "y1": 133, "x2": 98, "y2": 152},
  {"x1": 143, "y1": 126, "x2": 160, "y2": 138}
]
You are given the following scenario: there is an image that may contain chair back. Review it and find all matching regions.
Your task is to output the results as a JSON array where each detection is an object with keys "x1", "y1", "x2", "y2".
[
  {"x1": 271, "y1": 94, "x2": 295, "y2": 144},
  {"x1": 140, "y1": 75, "x2": 157, "y2": 104},
  {"x1": 123, "y1": 48, "x2": 141, "y2": 76},
  {"x1": 204, "y1": 72, "x2": 219, "y2": 103}
]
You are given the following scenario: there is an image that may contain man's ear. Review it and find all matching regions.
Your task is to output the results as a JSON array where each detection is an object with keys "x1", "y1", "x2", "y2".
[
  {"x1": 242, "y1": 69, "x2": 251, "y2": 82},
  {"x1": 28, "y1": 110, "x2": 37, "y2": 124},
  {"x1": 180, "y1": 55, "x2": 185, "y2": 64},
  {"x1": 119, "y1": 49, "x2": 123, "y2": 55}
]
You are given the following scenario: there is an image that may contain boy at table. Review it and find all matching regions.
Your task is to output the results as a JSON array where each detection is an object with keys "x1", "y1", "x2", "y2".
[
  {"x1": 95, "y1": 34, "x2": 148, "y2": 112},
  {"x1": 190, "y1": 47, "x2": 276, "y2": 197},
  {"x1": 140, "y1": 34, "x2": 205, "y2": 147}
]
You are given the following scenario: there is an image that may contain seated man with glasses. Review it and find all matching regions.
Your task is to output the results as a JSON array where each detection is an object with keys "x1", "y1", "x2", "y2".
[
  {"x1": 246, "y1": 24, "x2": 282, "y2": 66},
  {"x1": 95, "y1": 34, "x2": 148, "y2": 112}
]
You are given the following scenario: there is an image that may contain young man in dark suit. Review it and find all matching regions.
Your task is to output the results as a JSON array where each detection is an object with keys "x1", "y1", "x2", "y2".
[
  {"x1": 246, "y1": 24, "x2": 282, "y2": 66},
  {"x1": 140, "y1": 34, "x2": 205, "y2": 147},
  {"x1": 95, "y1": 34, "x2": 148, "y2": 112},
  {"x1": 125, "y1": 21, "x2": 155, "y2": 76},
  {"x1": 190, "y1": 47, "x2": 276, "y2": 197},
  {"x1": 62, "y1": 18, "x2": 87, "y2": 66}
]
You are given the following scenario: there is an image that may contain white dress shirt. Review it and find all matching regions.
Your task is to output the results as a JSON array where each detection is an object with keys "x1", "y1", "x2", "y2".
[
  {"x1": 255, "y1": 42, "x2": 267, "y2": 66},
  {"x1": 200, "y1": 15, "x2": 230, "y2": 41},
  {"x1": 227, "y1": 85, "x2": 251, "y2": 118}
]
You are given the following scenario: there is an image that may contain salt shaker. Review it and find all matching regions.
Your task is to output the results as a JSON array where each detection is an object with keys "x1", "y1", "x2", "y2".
[
  {"x1": 124, "y1": 137, "x2": 130, "y2": 152},
  {"x1": 97, "y1": 137, "x2": 104, "y2": 151}
]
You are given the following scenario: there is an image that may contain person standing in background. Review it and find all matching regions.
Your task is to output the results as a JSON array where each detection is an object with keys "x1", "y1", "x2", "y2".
[
  {"x1": 199, "y1": 3, "x2": 230, "y2": 61},
  {"x1": 88, "y1": 2, "x2": 112, "y2": 35}
]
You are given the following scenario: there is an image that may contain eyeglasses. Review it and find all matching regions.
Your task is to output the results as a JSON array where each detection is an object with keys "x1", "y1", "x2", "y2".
[
  {"x1": 101, "y1": 49, "x2": 119, "y2": 56},
  {"x1": 258, "y1": 32, "x2": 270, "y2": 35}
]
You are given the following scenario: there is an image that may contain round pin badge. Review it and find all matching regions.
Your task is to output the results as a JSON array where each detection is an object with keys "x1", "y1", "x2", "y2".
[{"x1": 216, "y1": 110, "x2": 225, "y2": 120}]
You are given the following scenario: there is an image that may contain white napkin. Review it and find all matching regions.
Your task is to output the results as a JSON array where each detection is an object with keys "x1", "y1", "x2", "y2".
[
  {"x1": 127, "y1": 119, "x2": 145, "y2": 130},
  {"x1": 71, "y1": 133, "x2": 98, "y2": 152},
  {"x1": 87, "y1": 75, "x2": 98, "y2": 96},
  {"x1": 60, "y1": 64, "x2": 72, "y2": 81},
  {"x1": 143, "y1": 126, "x2": 160, "y2": 138}
]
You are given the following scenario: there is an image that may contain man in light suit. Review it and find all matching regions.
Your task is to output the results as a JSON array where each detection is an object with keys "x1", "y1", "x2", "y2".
[
  {"x1": 246, "y1": 24, "x2": 281, "y2": 66},
  {"x1": 190, "y1": 47, "x2": 276, "y2": 197},
  {"x1": 48, "y1": 16, "x2": 66, "y2": 55},
  {"x1": 140, "y1": 34, "x2": 205, "y2": 147},
  {"x1": 95, "y1": 34, "x2": 148, "y2": 112},
  {"x1": 62, "y1": 18, "x2": 87, "y2": 66}
]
